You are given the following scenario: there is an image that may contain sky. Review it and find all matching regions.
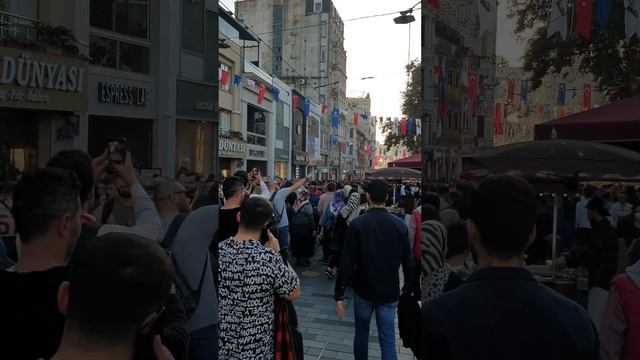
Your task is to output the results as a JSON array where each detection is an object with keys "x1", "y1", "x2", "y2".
[{"x1": 220, "y1": 0, "x2": 422, "y2": 138}]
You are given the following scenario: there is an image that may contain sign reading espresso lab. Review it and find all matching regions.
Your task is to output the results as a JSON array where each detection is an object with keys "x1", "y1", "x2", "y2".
[
  {"x1": 98, "y1": 82, "x2": 149, "y2": 106},
  {"x1": 0, "y1": 46, "x2": 88, "y2": 112}
]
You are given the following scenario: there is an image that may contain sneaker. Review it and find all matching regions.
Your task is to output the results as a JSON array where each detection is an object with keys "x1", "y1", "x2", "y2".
[{"x1": 324, "y1": 268, "x2": 335, "y2": 280}]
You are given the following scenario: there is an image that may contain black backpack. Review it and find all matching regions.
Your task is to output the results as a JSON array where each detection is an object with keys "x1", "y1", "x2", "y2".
[{"x1": 160, "y1": 214, "x2": 209, "y2": 320}]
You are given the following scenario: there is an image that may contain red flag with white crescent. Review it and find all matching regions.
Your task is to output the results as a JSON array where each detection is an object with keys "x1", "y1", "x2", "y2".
[{"x1": 583, "y1": 83, "x2": 592, "y2": 110}]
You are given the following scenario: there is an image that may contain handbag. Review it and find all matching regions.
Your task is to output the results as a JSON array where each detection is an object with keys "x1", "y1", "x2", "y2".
[{"x1": 274, "y1": 297, "x2": 304, "y2": 360}]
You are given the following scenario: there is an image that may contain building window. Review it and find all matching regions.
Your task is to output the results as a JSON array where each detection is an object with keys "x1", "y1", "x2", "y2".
[
  {"x1": 90, "y1": 0, "x2": 149, "y2": 39},
  {"x1": 220, "y1": 63, "x2": 232, "y2": 91},
  {"x1": 247, "y1": 105, "x2": 267, "y2": 146},
  {"x1": 219, "y1": 110, "x2": 231, "y2": 132},
  {"x1": 314, "y1": 0, "x2": 323, "y2": 13},
  {"x1": 90, "y1": 35, "x2": 149, "y2": 74},
  {"x1": 320, "y1": 46, "x2": 327, "y2": 63},
  {"x1": 289, "y1": 44, "x2": 297, "y2": 59},
  {"x1": 320, "y1": 21, "x2": 328, "y2": 38}
]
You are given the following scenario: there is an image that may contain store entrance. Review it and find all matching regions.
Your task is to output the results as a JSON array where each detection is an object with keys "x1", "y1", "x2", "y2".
[
  {"x1": 89, "y1": 116, "x2": 153, "y2": 169},
  {"x1": 0, "y1": 110, "x2": 39, "y2": 182}
]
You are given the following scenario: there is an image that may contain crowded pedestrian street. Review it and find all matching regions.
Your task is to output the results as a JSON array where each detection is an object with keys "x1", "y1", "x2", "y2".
[{"x1": 3, "y1": 0, "x2": 640, "y2": 359}]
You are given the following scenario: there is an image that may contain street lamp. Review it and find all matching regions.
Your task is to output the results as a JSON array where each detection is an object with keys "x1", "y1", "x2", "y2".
[{"x1": 393, "y1": 1, "x2": 421, "y2": 24}]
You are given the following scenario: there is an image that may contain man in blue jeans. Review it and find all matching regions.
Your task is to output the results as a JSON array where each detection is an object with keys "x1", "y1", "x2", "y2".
[{"x1": 335, "y1": 179, "x2": 414, "y2": 360}]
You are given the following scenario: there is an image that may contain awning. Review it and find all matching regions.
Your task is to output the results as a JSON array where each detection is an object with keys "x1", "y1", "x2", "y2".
[
  {"x1": 534, "y1": 98, "x2": 640, "y2": 142},
  {"x1": 388, "y1": 153, "x2": 420, "y2": 168}
]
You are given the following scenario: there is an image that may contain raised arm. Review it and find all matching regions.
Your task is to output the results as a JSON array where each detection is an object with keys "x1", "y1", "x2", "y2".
[{"x1": 287, "y1": 173, "x2": 313, "y2": 195}]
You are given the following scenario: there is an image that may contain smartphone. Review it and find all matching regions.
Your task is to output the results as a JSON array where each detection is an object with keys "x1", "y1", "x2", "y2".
[{"x1": 107, "y1": 137, "x2": 127, "y2": 165}]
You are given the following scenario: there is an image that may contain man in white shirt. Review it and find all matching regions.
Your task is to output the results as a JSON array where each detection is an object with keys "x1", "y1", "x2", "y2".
[
  {"x1": 610, "y1": 193, "x2": 633, "y2": 229},
  {"x1": 576, "y1": 186, "x2": 596, "y2": 230}
]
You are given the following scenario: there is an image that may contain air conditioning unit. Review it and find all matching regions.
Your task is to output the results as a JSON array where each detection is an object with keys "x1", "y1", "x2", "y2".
[{"x1": 298, "y1": 78, "x2": 306, "y2": 85}]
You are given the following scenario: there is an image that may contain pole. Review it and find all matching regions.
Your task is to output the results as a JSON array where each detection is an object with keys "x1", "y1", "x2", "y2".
[
  {"x1": 551, "y1": 193, "x2": 558, "y2": 272},
  {"x1": 408, "y1": 22, "x2": 411, "y2": 65}
]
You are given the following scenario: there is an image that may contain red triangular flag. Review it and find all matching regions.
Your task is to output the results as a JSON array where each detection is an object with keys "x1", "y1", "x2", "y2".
[
  {"x1": 258, "y1": 84, "x2": 266, "y2": 105},
  {"x1": 321, "y1": 104, "x2": 328, "y2": 114},
  {"x1": 494, "y1": 103, "x2": 503, "y2": 135},
  {"x1": 506, "y1": 79, "x2": 515, "y2": 103},
  {"x1": 400, "y1": 117, "x2": 407, "y2": 136},
  {"x1": 292, "y1": 95, "x2": 298, "y2": 110},
  {"x1": 469, "y1": 72, "x2": 478, "y2": 115},
  {"x1": 583, "y1": 84, "x2": 592, "y2": 110},
  {"x1": 220, "y1": 70, "x2": 230, "y2": 86},
  {"x1": 558, "y1": 106, "x2": 566, "y2": 118},
  {"x1": 353, "y1": 112, "x2": 359, "y2": 127},
  {"x1": 575, "y1": 0, "x2": 593, "y2": 40}
]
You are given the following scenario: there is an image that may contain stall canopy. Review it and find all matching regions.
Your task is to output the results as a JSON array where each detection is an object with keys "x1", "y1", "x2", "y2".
[
  {"x1": 534, "y1": 98, "x2": 640, "y2": 142},
  {"x1": 366, "y1": 167, "x2": 421, "y2": 181},
  {"x1": 388, "y1": 153, "x2": 420, "y2": 168}
]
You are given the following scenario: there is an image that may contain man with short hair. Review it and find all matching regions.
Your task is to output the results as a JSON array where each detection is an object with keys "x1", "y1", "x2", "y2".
[
  {"x1": 217, "y1": 176, "x2": 247, "y2": 244},
  {"x1": 154, "y1": 178, "x2": 221, "y2": 360},
  {"x1": 335, "y1": 179, "x2": 414, "y2": 360},
  {"x1": 50, "y1": 233, "x2": 173, "y2": 360},
  {"x1": 611, "y1": 193, "x2": 633, "y2": 229},
  {"x1": 418, "y1": 175, "x2": 599, "y2": 360},
  {"x1": 270, "y1": 174, "x2": 313, "y2": 254},
  {"x1": 218, "y1": 197, "x2": 300, "y2": 358},
  {"x1": 0, "y1": 168, "x2": 82, "y2": 359},
  {"x1": 318, "y1": 182, "x2": 336, "y2": 218}
]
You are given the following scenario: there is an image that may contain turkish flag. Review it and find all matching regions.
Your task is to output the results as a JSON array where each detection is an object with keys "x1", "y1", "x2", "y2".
[
  {"x1": 292, "y1": 95, "x2": 298, "y2": 110},
  {"x1": 558, "y1": 106, "x2": 566, "y2": 118},
  {"x1": 353, "y1": 112, "x2": 359, "y2": 127},
  {"x1": 258, "y1": 84, "x2": 266, "y2": 105},
  {"x1": 506, "y1": 79, "x2": 515, "y2": 103},
  {"x1": 583, "y1": 83, "x2": 592, "y2": 110},
  {"x1": 494, "y1": 103, "x2": 503, "y2": 135},
  {"x1": 400, "y1": 117, "x2": 407, "y2": 136},
  {"x1": 576, "y1": 0, "x2": 593, "y2": 40},
  {"x1": 322, "y1": 104, "x2": 328, "y2": 114},
  {"x1": 469, "y1": 72, "x2": 478, "y2": 114},
  {"x1": 220, "y1": 70, "x2": 230, "y2": 86}
]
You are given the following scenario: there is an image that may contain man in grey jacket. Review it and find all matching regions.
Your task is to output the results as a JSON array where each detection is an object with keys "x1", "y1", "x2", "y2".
[{"x1": 155, "y1": 179, "x2": 220, "y2": 360}]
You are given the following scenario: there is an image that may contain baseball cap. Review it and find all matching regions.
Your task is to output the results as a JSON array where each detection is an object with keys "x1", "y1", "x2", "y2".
[{"x1": 586, "y1": 196, "x2": 610, "y2": 216}]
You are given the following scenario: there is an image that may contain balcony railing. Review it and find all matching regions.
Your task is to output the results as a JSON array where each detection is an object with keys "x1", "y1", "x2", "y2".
[
  {"x1": 0, "y1": 11, "x2": 87, "y2": 56},
  {"x1": 0, "y1": 11, "x2": 38, "y2": 42}
]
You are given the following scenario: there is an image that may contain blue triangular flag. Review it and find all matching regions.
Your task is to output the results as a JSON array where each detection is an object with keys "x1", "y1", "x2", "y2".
[
  {"x1": 303, "y1": 99, "x2": 310, "y2": 118},
  {"x1": 332, "y1": 108, "x2": 340, "y2": 129},
  {"x1": 407, "y1": 118, "x2": 415, "y2": 134},
  {"x1": 557, "y1": 83, "x2": 566, "y2": 105},
  {"x1": 233, "y1": 74, "x2": 242, "y2": 86},
  {"x1": 596, "y1": 0, "x2": 613, "y2": 29},
  {"x1": 273, "y1": 88, "x2": 280, "y2": 103}
]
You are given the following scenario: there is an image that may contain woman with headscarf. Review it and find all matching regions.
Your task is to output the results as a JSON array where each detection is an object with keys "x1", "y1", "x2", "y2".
[
  {"x1": 325, "y1": 188, "x2": 361, "y2": 279},
  {"x1": 319, "y1": 189, "x2": 346, "y2": 265},
  {"x1": 420, "y1": 205, "x2": 463, "y2": 303},
  {"x1": 290, "y1": 190, "x2": 316, "y2": 266}
]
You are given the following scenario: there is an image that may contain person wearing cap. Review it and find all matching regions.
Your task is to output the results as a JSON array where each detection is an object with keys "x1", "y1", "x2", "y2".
[
  {"x1": 154, "y1": 178, "x2": 221, "y2": 360},
  {"x1": 584, "y1": 195, "x2": 620, "y2": 326}
]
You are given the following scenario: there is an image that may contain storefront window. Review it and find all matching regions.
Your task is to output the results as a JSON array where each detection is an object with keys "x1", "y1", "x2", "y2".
[
  {"x1": 1, "y1": 0, "x2": 37, "y2": 19},
  {"x1": 247, "y1": 104, "x2": 267, "y2": 147},
  {"x1": 90, "y1": 0, "x2": 149, "y2": 39},
  {"x1": 176, "y1": 120, "x2": 215, "y2": 176},
  {"x1": 0, "y1": 112, "x2": 38, "y2": 182}
]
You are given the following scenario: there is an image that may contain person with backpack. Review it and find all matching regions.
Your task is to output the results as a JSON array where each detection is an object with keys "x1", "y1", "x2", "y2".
[
  {"x1": 320, "y1": 189, "x2": 346, "y2": 276},
  {"x1": 154, "y1": 179, "x2": 221, "y2": 360},
  {"x1": 290, "y1": 190, "x2": 316, "y2": 266},
  {"x1": 269, "y1": 174, "x2": 313, "y2": 257}
]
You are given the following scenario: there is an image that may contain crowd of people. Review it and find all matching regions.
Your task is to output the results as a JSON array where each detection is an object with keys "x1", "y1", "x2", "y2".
[{"x1": 0, "y1": 148, "x2": 639, "y2": 360}]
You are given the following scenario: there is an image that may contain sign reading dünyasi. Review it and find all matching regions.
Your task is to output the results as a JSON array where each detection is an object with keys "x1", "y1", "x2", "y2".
[{"x1": 0, "y1": 47, "x2": 87, "y2": 112}]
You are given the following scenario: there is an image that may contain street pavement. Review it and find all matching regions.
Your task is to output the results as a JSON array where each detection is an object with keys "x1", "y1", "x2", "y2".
[{"x1": 292, "y1": 250, "x2": 416, "y2": 360}]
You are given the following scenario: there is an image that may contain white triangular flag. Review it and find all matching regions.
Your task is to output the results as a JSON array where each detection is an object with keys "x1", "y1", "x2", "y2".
[
  {"x1": 416, "y1": 118, "x2": 422, "y2": 136},
  {"x1": 547, "y1": 0, "x2": 568, "y2": 40},
  {"x1": 392, "y1": 117, "x2": 399, "y2": 136},
  {"x1": 625, "y1": 0, "x2": 640, "y2": 39}
]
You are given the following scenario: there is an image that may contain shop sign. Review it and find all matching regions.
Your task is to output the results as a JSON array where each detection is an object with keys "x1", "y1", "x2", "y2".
[
  {"x1": 195, "y1": 101, "x2": 215, "y2": 111},
  {"x1": 295, "y1": 154, "x2": 307, "y2": 163},
  {"x1": 249, "y1": 149, "x2": 266, "y2": 158},
  {"x1": 98, "y1": 82, "x2": 149, "y2": 106},
  {"x1": 219, "y1": 139, "x2": 247, "y2": 156},
  {"x1": 0, "y1": 47, "x2": 87, "y2": 112}
]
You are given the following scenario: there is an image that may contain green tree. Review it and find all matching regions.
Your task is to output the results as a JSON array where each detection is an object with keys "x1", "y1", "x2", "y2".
[
  {"x1": 512, "y1": 1, "x2": 640, "y2": 100},
  {"x1": 382, "y1": 61, "x2": 422, "y2": 153}
]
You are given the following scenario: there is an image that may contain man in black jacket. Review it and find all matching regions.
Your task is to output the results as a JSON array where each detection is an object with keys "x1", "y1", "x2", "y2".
[
  {"x1": 418, "y1": 175, "x2": 599, "y2": 360},
  {"x1": 335, "y1": 179, "x2": 414, "y2": 360}
]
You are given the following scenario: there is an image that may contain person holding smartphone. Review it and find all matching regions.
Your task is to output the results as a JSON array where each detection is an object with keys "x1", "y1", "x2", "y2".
[{"x1": 218, "y1": 197, "x2": 300, "y2": 359}]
